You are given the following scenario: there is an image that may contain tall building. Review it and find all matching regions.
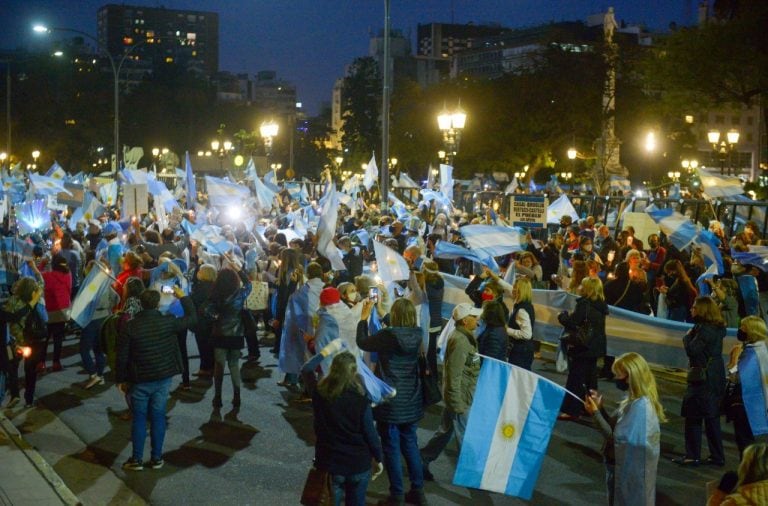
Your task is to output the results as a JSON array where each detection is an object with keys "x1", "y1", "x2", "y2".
[
  {"x1": 416, "y1": 23, "x2": 507, "y2": 59},
  {"x1": 97, "y1": 4, "x2": 219, "y2": 77}
]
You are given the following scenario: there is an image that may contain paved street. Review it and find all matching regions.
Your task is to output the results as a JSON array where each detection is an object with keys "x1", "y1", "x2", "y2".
[{"x1": 1, "y1": 330, "x2": 744, "y2": 505}]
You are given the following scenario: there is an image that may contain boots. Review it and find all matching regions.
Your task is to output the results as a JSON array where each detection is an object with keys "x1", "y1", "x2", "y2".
[
  {"x1": 212, "y1": 364, "x2": 224, "y2": 408},
  {"x1": 232, "y1": 387, "x2": 241, "y2": 407}
]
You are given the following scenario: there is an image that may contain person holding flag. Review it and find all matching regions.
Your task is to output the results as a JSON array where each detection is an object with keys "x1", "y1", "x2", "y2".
[{"x1": 585, "y1": 352, "x2": 666, "y2": 506}]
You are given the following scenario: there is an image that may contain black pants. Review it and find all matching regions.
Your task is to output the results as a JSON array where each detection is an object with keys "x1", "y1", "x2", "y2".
[
  {"x1": 427, "y1": 330, "x2": 441, "y2": 375},
  {"x1": 177, "y1": 329, "x2": 189, "y2": 385},
  {"x1": 45, "y1": 321, "x2": 67, "y2": 363},
  {"x1": 561, "y1": 356, "x2": 597, "y2": 416},
  {"x1": 7, "y1": 346, "x2": 43, "y2": 403},
  {"x1": 730, "y1": 405, "x2": 755, "y2": 457},
  {"x1": 684, "y1": 416, "x2": 724, "y2": 462},
  {"x1": 194, "y1": 330, "x2": 214, "y2": 372}
]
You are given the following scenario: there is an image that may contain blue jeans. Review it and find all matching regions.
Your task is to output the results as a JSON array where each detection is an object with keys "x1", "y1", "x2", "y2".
[
  {"x1": 80, "y1": 318, "x2": 105, "y2": 376},
  {"x1": 377, "y1": 421, "x2": 424, "y2": 497},
  {"x1": 130, "y1": 377, "x2": 172, "y2": 461},
  {"x1": 331, "y1": 470, "x2": 370, "y2": 506}
]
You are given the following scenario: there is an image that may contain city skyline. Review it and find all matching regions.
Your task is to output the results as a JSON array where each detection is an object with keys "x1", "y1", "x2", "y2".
[{"x1": 3, "y1": 0, "x2": 691, "y2": 116}]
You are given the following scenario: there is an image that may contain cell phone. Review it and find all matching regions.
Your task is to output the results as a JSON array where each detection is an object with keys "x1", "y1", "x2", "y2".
[
  {"x1": 161, "y1": 285, "x2": 174, "y2": 294},
  {"x1": 368, "y1": 287, "x2": 379, "y2": 303}
]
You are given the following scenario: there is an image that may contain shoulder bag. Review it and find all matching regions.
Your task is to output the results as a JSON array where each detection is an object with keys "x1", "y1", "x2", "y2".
[
  {"x1": 300, "y1": 465, "x2": 332, "y2": 506},
  {"x1": 418, "y1": 354, "x2": 442, "y2": 407}
]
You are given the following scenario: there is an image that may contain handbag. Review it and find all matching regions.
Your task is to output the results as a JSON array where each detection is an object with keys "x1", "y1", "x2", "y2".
[
  {"x1": 300, "y1": 466, "x2": 332, "y2": 506},
  {"x1": 245, "y1": 281, "x2": 269, "y2": 311},
  {"x1": 687, "y1": 365, "x2": 707, "y2": 384},
  {"x1": 418, "y1": 354, "x2": 442, "y2": 407}
]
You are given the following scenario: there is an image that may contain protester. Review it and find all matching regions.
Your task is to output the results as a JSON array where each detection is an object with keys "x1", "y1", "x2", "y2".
[
  {"x1": 311, "y1": 351, "x2": 384, "y2": 506},
  {"x1": 206, "y1": 263, "x2": 251, "y2": 408},
  {"x1": 505, "y1": 276, "x2": 536, "y2": 370},
  {"x1": 674, "y1": 296, "x2": 727, "y2": 467},
  {"x1": 585, "y1": 352, "x2": 666, "y2": 506},
  {"x1": 40, "y1": 254, "x2": 72, "y2": 372},
  {"x1": 558, "y1": 277, "x2": 608, "y2": 420},
  {"x1": 116, "y1": 286, "x2": 197, "y2": 471},
  {"x1": 421, "y1": 302, "x2": 481, "y2": 484},
  {"x1": 190, "y1": 263, "x2": 216, "y2": 378},
  {"x1": 476, "y1": 300, "x2": 507, "y2": 361},
  {"x1": 79, "y1": 260, "x2": 120, "y2": 389},
  {"x1": 356, "y1": 298, "x2": 426, "y2": 506},
  {"x1": 707, "y1": 443, "x2": 768, "y2": 506}
]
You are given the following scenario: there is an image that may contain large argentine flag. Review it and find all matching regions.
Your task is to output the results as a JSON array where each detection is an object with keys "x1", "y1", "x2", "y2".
[
  {"x1": 459, "y1": 225, "x2": 525, "y2": 258},
  {"x1": 372, "y1": 239, "x2": 410, "y2": 283},
  {"x1": 697, "y1": 168, "x2": 743, "y2": 198},
  {"x1": 646, "y1": 208, "x2": 697, "y2": 250},
  {"x1": 70, "y1": 265, "x2": 112, "y2": 328},
  {"x1": 454, "y1": 358, "x2": 565, "y2": 499},
  {"x1": 739, "y1": 342, "x2": 768, "y2": 436}
]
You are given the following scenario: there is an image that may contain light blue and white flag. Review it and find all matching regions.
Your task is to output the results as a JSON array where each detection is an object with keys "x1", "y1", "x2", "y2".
[
  {"x1": 694, "y1": 230, "x2": 724, "y2": 274},
  {"x1": 372, "y1": 239, "x2": 410, "y2": 283},
  {"x1": 546, "y1": 194, "x2": 578, "y2": 224},
  {"x1": 147, "y1": 176, "x2": 179, "y2": 212},
  {"x1": 66, "y1": 171, "x2": 85, "y2": 185},
  {"x1": 733, "y1": 245, "x2": 768, "y2": 272},
  {"x1": 504, "y1": 178, "x2": 519, "y2": 195},
  {"x1": 121, "y1": 168, "x2": 149, "y2": 185},
  {"x1": 419, "y1": 189, "x2": 454, "y2": 213},
  {"x1": 459, "y1": 225, "x2": 524, "y2": 258},
  {"x1": 696, "y1": 263, "x2": 719, "y2": 297},
  {"x1": 453, "y1": 358, "x2": 566, "y2": 499},
  {"x1": 363, "y1": 153, "x2": 378, "y2": 191},
  {"x1": 427, "y1": 164, "x2": 436, "y2": 189},
  {"x1": 252, "y1": 171, "x2": 278, "y2": 211},
  {"x1": 244, "y1": 157, "x2": 258, "y2": 182},
  {"x1": 609, "y1": 175, "x2": 631, "y2": 194},
  {"x1": 264, "y1": 169, "x2": 280, "y2": 192},
  {"x1": 28, "y1": 173, "x2": 71, "y2": 196},
  {"x1": 439, "y1": 164, "x2": 453, "y2": 200},
  {"x1": 69, "y1": 192, "x2": 105, "y2": 230},
  {"x1": 398, "y1": 172, "x2": 420, "y2": 189},
  {"x1": 433, "y1": 240, "x2": 499, "y2": 273},
  {"x1": 697, "y1": 168, "x2": 743, "y2": 198},
  {"x1": 646, "y1": 208, "x2": 698, "y2": 251},
  {"x1": 739, "y1": 342, "x2": 768, "y2": 436},
  {"x1": 70, "y1": 264, "x2": 112, "y2": 328},
  {"x1": 204, "y1": 176, "x2": 251, "y2": 207},
  {"x1": 185, "y1": 151, "x2": 197, "y2": 209},
  {"x1": 0, "y1": 238, "x2": 33, "y2": 284},
  {"x1": 668, "y1": 182, "x2": 681, "y2": 200},
  {"x1": 99, "y1": 181, "x2": 118, "y2": 206},
  {"x1": 45, "y1": 161, "x2": 67, "y2": 180},
  {"x1": 388, "y1": 193, "x2": 409, "y2": 219},
  {"x1": 317, "y1": 186, "x2": 345, "y2": 271}
]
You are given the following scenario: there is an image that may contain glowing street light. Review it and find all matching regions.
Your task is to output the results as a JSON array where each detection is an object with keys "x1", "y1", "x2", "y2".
[
  {"x1": 437, "y1": 102, "x2": 467, "y2": 166},
  {"x1": 644, "y1": 131, "x2": 657, "y2": 153}
]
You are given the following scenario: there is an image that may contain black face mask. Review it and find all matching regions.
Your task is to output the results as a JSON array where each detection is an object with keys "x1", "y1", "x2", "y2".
[
  {"x1": 615, "y1": 378, "x2": 630, "y2": 391},
  {"x1": 737, "y1": 329, "x2": 749, "y2": 342}
]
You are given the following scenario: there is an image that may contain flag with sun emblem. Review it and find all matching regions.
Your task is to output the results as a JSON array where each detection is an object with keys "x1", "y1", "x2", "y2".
[
  {"x1": 453, "y1": 357, "x2": 565, "y2": 499},
  {"x1": 739, "y1": 342, "x2": 768, "y2": 436}
]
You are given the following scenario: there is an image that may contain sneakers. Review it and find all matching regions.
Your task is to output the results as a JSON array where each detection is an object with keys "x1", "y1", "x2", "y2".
[
  {"x1": 51, "y1": 361, "x2": 63, "y2": 372},
  {"x1": 147, "y1": 458, "x2": 164, "y2": 470},
  {"x1": 84, "y1": 375, "x2": 105, "y2": 390},
  {"x1": 122, "y1": 458, "x2": 144, "y2": 471}
]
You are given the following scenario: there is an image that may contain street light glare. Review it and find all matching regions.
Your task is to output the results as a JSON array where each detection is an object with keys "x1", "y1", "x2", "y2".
[
  {"x1": 33, "y1": 24, "x2": 50, "y2": 33},
  {"x1": 644, "y1": 132, "x2": 657, "y2": 152}
]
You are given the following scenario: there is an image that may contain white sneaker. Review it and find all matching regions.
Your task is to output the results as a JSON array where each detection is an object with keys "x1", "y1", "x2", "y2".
[{"x1": 84, "y1": 375, "x2": 105, "y2": 389}]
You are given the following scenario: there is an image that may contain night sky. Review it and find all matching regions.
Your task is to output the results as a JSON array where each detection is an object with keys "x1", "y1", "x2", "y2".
[{"x1": 2, "y1": 1, "x2": 692, "y2": 115}]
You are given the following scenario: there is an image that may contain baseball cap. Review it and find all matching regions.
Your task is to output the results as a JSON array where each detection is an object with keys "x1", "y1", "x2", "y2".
[{"x1": 452, "y1": 303, "x2": 482, "y2": 321}]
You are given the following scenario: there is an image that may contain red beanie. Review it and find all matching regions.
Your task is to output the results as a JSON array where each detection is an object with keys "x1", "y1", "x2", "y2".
[{"x1": 320, "y1": 287, "x2": 341, "y2": 306}]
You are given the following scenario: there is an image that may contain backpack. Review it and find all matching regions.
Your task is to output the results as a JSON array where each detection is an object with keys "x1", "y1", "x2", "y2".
[{"x1": 245, "y1": 281, "x2": 269, "y2": 311}]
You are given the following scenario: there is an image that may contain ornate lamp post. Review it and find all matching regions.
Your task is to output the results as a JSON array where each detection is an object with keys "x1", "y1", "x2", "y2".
[
  {"x1": 211, "y1": 139, "x2": 233, "y2": 171},
  {"x1": 437, "y1": 103, "x2": 467, "y2": 166},
  {"x1": 708, "y1": 129, "x2": 739, "y2": 176}
]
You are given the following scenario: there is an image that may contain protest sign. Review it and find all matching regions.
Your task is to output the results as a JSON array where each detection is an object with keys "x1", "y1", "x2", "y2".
[{"x1": 509, "y1": 195, "x2": 548, "y2": 228}]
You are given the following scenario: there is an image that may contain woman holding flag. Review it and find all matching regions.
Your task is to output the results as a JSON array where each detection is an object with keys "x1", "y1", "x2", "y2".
[{"x1": 585, "y1": 352, "x2": 666, "y2": 506}]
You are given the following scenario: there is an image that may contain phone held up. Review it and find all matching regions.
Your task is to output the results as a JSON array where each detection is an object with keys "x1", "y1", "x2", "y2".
[{"x1": 368, "y1": 287, "x2": 379, "y2": 303}]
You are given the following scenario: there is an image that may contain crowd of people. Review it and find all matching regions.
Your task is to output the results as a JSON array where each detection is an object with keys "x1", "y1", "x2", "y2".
[{"x1": 0, "y1": 170, "x2": 767, "y2": 506}]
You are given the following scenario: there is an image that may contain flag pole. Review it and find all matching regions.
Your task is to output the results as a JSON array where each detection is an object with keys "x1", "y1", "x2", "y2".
[{"x1": 476, "y1": 353, "x2": 584, "y2": 403}]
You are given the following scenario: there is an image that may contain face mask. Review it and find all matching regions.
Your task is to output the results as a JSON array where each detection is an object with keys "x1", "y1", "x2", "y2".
[
  {"x1": 615, "y1": 378, "x2": 630, "y2": 391},
  {"x1": 737, "y1": 329, "x2": 749, "y2": 342},
  {"x1": 481, "y1": 292, "x2": 495, "y2": 302}
]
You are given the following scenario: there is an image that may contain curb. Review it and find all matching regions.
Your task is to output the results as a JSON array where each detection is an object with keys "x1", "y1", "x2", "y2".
[{"x1": 0, "y1": 414, "x2": 82, "y2": 506}]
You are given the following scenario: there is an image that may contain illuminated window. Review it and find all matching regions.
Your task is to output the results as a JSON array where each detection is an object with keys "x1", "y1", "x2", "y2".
[
  {"x1": 65, "y1": 119, "x2": 76, "y2": 125},
  {"x1": 165, "y1": 57, "x2": 174, "y2": 63},
  {"x1": 187, "y1": 32, "x2": 196, "y2": 40},
  {"x1": 191, "y1": 50, "x2": 197, "y2": 56},
  {"x1": 123, "y1": 36, "x2": 134, "y2": 45},
  {"x1": 146, "y1": 30, "x2": 155, "y2": 38}
]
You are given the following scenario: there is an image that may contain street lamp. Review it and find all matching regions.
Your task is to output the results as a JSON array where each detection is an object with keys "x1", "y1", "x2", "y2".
[
  {"x1": 211, "y1": 139, "x2": 233, "y2": 171},
  {"x1": 560, "y1": 171, "x2": 573, "y2": 191},
  {"x1": 0, "y1": 152, "x2": 6, "y2": 168},
  {"x1": 708, "y1": 129, "x2": 740, "y2": 176},
  {"x1": 270, "y1": 163, "x2": 282, "y2": 181},
  {"x1": 667, "y1": 171, "x2": 681, "y2": 182},
  {"x1": 260, "y1": 120, "x2": 279, "y2": 157},
  {"x1": 31, "y1": 149, "x2": 40, "y2": 170},
  {"x1": 437, "y1": 150, "x2": 446, "y2": 162},
  {"x1": 34, "y1": 24, "x2": 146, "y2": 174},
  {"x1": 437, "y1": 103, "x2": 467, "y2": 166},
  {"x1": 644, "y1": 131, "x2": 657, "y2": 153},
  {"x1": 567, "y1": 147, "x2": 577, "y2": 160},
  {"x1": 681, "y1": 159, "x2": 698, "y2": 173}
]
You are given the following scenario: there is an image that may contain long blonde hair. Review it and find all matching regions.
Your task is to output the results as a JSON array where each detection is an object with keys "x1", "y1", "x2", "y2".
[
  {"x1": 612, "y1": 352, "x2": 667, "y2": 423},
  {"x1": 741, "y1": 316, "x2": 768, "y2": 344},
  {"x1": 737, "y1": 443, "x2": 768, "y2": 487}
]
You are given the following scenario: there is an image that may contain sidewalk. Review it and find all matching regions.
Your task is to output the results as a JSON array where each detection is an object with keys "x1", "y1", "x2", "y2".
[{"x1": 0, "y1": 412, "x2": 80, "y2": 506}]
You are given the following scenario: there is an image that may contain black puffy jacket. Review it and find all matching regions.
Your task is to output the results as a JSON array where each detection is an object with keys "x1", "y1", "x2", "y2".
[
  {"x1": 207, "y1": 273, "x2": 251, "y2": 350},
  {"x1": 116, "y1": 297, "x2": 197, "y2": 384},
  {"x1": 559, "y1": 297, "x2": 609, "y2": 358},
  {"x1": 357, "y1": 322, "x2": 423, "y2": 424}
]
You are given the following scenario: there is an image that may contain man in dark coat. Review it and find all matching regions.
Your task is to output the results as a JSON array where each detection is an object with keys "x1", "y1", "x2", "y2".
[{"x1": 116, "y1": 287, "x2": 197, "y2": 471}]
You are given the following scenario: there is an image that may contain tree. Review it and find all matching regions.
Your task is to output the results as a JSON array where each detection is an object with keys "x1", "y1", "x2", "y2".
[{"x1": 340, "y1": 57, "x2": 381, "y2": 167}]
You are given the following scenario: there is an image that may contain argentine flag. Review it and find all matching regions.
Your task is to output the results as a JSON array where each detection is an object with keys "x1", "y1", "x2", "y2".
[
  {"x1": 459, "y1": 224, "x2": 525, "y2": 258},
  {"x1": 693, "y1": 230, "x2": 724, "y2": 274},
  {"x1": 70, "y1": 265, "x2": 112, "y2": 328},
  {"x1": 646, "y1": 208, "x2": 697, "y2": 251},
  {"x1": 204, "y1": 176, "x2": 251, "y2": 207},
  {"x1": 454, "y1": 358, "x2": 565, "y2": 499},
  {"x1": 733, "y1": 245, "x2": 768, "y2": 272},
  {"x1": 546, "y1": 194, "x2": 578, "y2": 224},
  {"x1": 363, "y1": 153, "x2": 378, "y2": 191},
  {"x1": 433, "y1": 240, "x2": 499, "y2": 273},
  {"x1": 372, "y1": 239, "x2": 410, "y2": 283},
  {"x1": 739, "y1": 342, "x2": 768, "y2": 436}
]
